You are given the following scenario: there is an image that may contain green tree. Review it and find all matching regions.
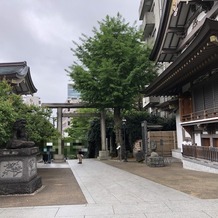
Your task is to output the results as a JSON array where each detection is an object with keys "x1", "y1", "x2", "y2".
[
  {"x1": 21, "y1": 105, "x2": 59, "y2": 147},
  {"x1": 0, "y1": 80, "x2": 59, "y2": 149},
  {"x1": 0, "y1": 81, "x2": 23, "y2": 147},
  {"x1": 65, "y1": 108, "x2": 97, "y2": 143},
  {"x1": 68, "y1": 14, "x2": 158, "y2": 155}
]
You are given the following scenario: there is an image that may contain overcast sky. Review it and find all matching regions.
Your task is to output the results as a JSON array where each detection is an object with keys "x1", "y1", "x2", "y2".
[{"x1": 0, "y1": 0, "x2": 141, "y2": 103}]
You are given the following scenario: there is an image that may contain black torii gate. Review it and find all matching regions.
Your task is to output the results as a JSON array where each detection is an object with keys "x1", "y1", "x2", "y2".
[{"x1": 41, "y1": 103, "x2": 109, "y2": 161}]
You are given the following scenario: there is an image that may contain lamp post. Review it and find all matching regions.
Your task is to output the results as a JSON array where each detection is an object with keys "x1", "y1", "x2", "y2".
[
  {"x1": 141, "y1": 120, "x2": 147, "y2": 156},
  {"x1": 122, "y1": 118, "x2": 127, "y2": 162}
]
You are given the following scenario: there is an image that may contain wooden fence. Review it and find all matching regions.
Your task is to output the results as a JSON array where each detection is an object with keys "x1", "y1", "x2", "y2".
[
  {"x1": 147, "y1": 131, "x2": 177, "y2": 157},
  {"x1": 183, "y1": 145, "x2": 218, "y2": 162}
]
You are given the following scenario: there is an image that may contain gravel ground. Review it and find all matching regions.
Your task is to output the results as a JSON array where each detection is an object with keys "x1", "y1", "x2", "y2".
[
  {"x1": 103, "y1": 158, "x2": 218, "y2": 199},
  {"x1": 0, "y1": 168, "x2": 87, "y2": 208}
]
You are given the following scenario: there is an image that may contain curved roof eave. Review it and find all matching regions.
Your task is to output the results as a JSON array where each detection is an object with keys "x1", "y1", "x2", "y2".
[
  {"x1": 143, "y1": 18, "x2": 218, "y2": 96},
  {"x1": 16, "y1": 65, "x2": 29, "y2": 78},
  {"x1": 149, "y1": 0, "x2": 173, "y2": 61},
  {"x1": 0, "y1": 61, "x2": 37, "y2": 95},
  {"x1": 25, "y1": 69, "x2": 37, "y2": 94}
]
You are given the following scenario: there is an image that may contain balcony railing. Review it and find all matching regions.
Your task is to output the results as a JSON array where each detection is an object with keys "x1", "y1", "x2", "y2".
[
  {"x1": 141, "y1": 12, "x2": 155, "y2": 38},
  {"x1": 139, "y1": 0, "x2": 154, "y2": 20},
  {"x1": 181, "y1": 107, "x2": 218, "y2": 122},
  {"x1": 183, "y1": 145, "x2": 218, "y2": 162}
]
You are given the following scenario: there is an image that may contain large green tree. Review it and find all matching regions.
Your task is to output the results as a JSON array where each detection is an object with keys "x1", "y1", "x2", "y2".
[{"x1": 68, "y1": 14, "x2": 158, "y2": 155}]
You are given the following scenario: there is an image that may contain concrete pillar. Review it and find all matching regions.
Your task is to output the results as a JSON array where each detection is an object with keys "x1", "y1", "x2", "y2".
[
  {"x1": 57, "y1": 108, "x2": 62, "y2": 155},
  {"x1": 101, "y1": 110, "x2": 106, "y2": 150},
  {"x1": 141, "y1": 120, "x2": 148, "y2": 155},
  {"x1": 54, "y1": 108, "x2": 65, "y2": 162},
  {"x1": 98, "y1": 110, "x2": 109, "y2": 160}
]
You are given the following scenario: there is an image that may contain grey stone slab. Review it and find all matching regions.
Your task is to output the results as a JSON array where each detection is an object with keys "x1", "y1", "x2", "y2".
[
  {"x1": 111, "y1": 192, "x2": 143, "y2": 204},
  {"x1": 164, "y1": 199, "x2": 216, "y2": 212},
  {"x1": 0, "y1": 207, "x2": 59, "y2": 218},
  {"x1": 144, "y1": 211, "x2": 211, "y2": 218},
  {"x1": 56, "y1": 204, "x2": 114, "y2": 217},
  {"x1": 113, "y1": 202, "x2": 171, "y2": 215},
  {"x1": 86, "y1": 214, "x2": 147, "y2": 218},
  {"x1": 37, "y1": 162, "x2": 69, "y2": 168},
  {"x1": 113, "y1": 204, "x2": 147, "y2": 215},
  {"x1": 203, "y1": 210, "x2": 218, "y2": 218},
  {"x1": 56, "y1": 217, "x2": 84, "y2": 218}
]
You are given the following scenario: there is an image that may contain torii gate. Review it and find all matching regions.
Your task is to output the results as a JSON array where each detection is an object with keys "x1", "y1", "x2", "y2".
[{"x1": 41, "y1": 103, "x2": 109, "y2": 160}]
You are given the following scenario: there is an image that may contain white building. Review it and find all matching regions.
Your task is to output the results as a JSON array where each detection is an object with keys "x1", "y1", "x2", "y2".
[{"x1": 23, "y1": 95, "x2": 41, "y2": 106}]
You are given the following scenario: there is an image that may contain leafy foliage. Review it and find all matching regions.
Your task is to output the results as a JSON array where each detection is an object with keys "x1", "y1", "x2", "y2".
[
  {"x1": 0, "y1": 81, "x2": 23, "y2": 147},
  {"x1": 125, "y1": 111, "x2": 176, "y2": 147},
  {"x1": 0, "y1": 80, "x2": 59, "y2": 148},
  {"x1": 65, "y1": 108, "x2": 98, "y2": 143},
  {"x1": 23, "y1": 105, "x2": 60, "y2": 146},
  {"x1": 68, "y1": 14, "x2": 158, "y2": 110}
]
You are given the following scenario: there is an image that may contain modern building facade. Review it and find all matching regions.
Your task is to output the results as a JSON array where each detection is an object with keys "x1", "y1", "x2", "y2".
[
  {"x1": 140, "y1": 0, "x2": 218, "y2": 166},
  {"x1": 67, "y1": 83, "x2": 81, "y2": 99},
  {"x1": 62, "y1": 84, "x2": 81, "y2": 137}
]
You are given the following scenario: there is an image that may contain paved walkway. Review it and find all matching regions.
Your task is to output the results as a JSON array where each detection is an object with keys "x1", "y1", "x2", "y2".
[{"x1": 1, "y1": 159, "x2": 218, "y2": 217}]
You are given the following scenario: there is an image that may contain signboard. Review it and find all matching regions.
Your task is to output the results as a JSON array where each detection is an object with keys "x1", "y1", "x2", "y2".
[{"x1": 46, "y1": 142, "x2": 53, "y2": 147}]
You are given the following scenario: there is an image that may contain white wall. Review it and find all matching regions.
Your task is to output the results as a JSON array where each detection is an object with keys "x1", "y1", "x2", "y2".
[
  {"x1": 176, "y1": 111, "x2": 183, "y2": 152},
  {"x1": 194, "y1": 132, "x2": 201, "y2": 146}
]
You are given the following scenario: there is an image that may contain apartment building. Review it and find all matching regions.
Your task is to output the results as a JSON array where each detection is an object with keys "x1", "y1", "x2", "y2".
[{"x1": 139, "y1": 0, "x2": 173, "y2": 117}]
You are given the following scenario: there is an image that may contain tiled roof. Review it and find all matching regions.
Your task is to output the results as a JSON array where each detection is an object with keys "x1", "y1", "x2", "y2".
[{"x1": 0, "y1": 61, "x2": 37, "y2": 95}]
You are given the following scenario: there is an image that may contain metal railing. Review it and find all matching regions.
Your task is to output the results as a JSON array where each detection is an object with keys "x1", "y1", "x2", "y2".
[{"x1": 183, "y1": 145, "x2": 218, "y2": 162}]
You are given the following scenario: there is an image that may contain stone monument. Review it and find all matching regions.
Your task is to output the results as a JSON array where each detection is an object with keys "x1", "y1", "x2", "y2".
[
  {"x1": 147, "y1": 142, "x2": 165, "y2": 167},
  {"x1": 0, "y1": 119, "x2": 42, "y2": 195}
]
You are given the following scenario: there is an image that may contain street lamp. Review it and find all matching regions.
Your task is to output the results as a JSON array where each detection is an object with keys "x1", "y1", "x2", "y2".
[{"x1": 122, "y1": 118, "x2": 127, "y2": 162}]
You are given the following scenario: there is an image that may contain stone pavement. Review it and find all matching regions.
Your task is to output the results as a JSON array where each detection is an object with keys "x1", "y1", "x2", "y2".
[{"x1": 1, "y1": 159, "x2": 218, "y2": 217}]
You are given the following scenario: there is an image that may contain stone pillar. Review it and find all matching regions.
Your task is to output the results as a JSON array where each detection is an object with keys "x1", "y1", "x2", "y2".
[
  {"x1": 101, "y1": 110, "x2": 106, "y2": 151},
  {"x1": 0, "y1": 147, "x2": 42, "y2": 195},
  {"x1": 53, "y1": 108, "x2": 65, "y2": 162},
  {"x1": 57, "y1": 108, "x2": 62, "y2": 155},
  {"x1": 98, "y1": 110, "x2": 109, "y2": 160}
]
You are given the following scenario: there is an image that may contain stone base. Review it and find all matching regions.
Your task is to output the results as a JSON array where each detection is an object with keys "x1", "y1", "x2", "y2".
[
  {"x1": 53, "y1": 154, "x2": 65, "y2": 163},
  {"x1": 0, "y1": 147, "x2": 42, "y2": 195},
  {"x1": 147, "y1": 156, "x2": 165, "y2": 167},
  {"x1": 183, "y1": 157, "x2": 218, "y2": 174},
  {"x1": 0, "y1": 176, "x2": 42, "y2": 195},
  {"x1": 0, "y1": 150, "x2": 38, "y2": 183},
  {"x1": 97, "y1": 150, "x2": 110, "y2": 160},
  {"x1": 172, "y1": 149, "x2": 182, "y2": 160}
]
